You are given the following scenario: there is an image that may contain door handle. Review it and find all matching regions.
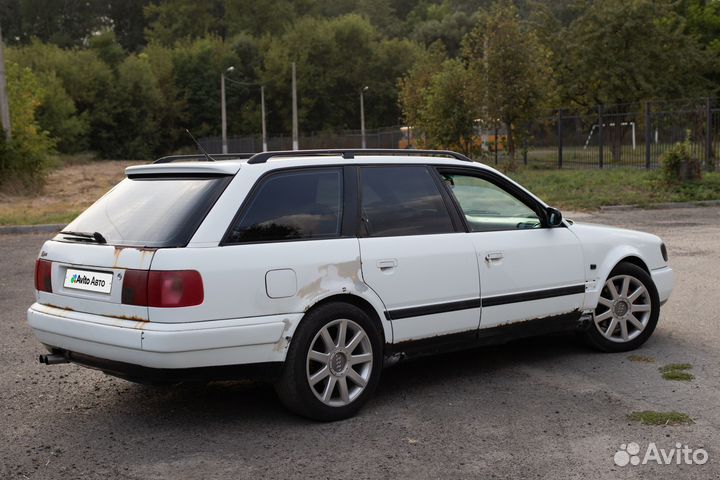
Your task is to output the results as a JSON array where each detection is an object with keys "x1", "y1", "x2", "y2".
[
  {"x1": 485, "y1": 252, "x2": 504, "y2": 262},
  {"x1": 377, "y1": 259, "x2": 398, "y2": 270}
]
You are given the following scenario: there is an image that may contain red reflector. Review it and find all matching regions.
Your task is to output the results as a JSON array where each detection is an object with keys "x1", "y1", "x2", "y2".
[
  {"x1": 35, "y1": 259, "x2": 52, "y2": 293},
  {"x1": 148, "y1": 270, "x2": 204, "y2": 308},
  {"x1": 121, "y1": 269, "x2": 149, "y2": 306}
]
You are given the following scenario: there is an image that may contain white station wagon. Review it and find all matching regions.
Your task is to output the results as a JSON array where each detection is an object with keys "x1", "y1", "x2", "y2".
[{"x1": 28, "y1": 149, "x2": 674, "y2": 420}]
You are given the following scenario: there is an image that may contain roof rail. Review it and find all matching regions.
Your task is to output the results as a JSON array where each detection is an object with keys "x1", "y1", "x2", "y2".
[
  {"x1": 246, "y1": 149, "x2": 473, "y2": 164},
  {"x1": 153, "y1": 153, "x2": 255, "y2": 164}
]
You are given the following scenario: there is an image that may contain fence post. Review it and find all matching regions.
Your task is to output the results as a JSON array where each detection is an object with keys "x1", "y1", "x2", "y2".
[
  {"x1": 557, "y1": 109, "x2": 563, "y2": 169},
  {"x1": 644, "y1": 102, "x2": 651, "y2": 169},
  {"x1": 706, "y1": 97, "x2": 713, "y2": 172},
  {"x1": 598, "y1": 105, "x2": 603, "y2": 169}
]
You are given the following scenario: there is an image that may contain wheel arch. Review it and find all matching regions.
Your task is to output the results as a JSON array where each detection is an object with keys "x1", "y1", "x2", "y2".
[
  {"x1": 298, "y1": 292, "x2": 391, "y2": 347},
  {"x1": 584, "y1": 247, "x2": 653, "y2": 310}
]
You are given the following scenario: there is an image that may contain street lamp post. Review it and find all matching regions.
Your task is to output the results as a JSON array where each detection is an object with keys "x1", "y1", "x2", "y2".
[
  {"x1": 360, "y1": 86, "x2": 368, "y2": 149},
  {"x1": 221, "y1": 66, "x2": 234, "y2": 154}
]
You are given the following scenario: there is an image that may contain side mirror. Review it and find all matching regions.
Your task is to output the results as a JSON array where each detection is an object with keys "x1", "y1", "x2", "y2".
[{"x1": 546, "y1": 207, "x2": 563, "y2": 227}]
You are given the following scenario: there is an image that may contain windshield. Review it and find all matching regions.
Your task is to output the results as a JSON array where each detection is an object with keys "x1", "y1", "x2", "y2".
[{"x1": 56, "y1": 175, "x2": 231, "y2": 248}]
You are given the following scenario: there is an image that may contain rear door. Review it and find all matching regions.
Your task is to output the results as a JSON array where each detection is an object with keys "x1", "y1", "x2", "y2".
[
  {"x1": 357, "y1": 165, "x2": 481, "y2": 342},
  {"x1": 36, "y1": 173, "x2": 232, "y2": 320}
]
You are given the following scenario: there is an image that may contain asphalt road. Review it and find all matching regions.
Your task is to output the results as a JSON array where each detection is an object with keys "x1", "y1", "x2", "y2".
[{"x1": 1, "y1": 206, "x2": 719, "y2": 480}]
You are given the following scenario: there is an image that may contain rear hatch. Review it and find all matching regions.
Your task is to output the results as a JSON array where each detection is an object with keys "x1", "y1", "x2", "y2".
[{"x1": 35, "y1": 163, "x2": 235, "y2": 320}]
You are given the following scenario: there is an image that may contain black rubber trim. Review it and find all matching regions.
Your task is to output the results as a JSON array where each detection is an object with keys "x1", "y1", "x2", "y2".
[
  {"x1": 385, "y1": 298, "x2": 482, "y2": 320},
  {"x1": 482, "y1": 284, "x2": 585, "y2": 307},
  {"x1": 384, "y1": 285, "x2": 585, "y2": 320}
]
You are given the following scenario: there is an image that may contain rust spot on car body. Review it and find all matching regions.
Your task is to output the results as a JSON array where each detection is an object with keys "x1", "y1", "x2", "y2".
[
  {"x1": 112, "y1": 246, "x2": 157, "y2": 268},
  {"x1": 45, "y1": 303, "x2": 74, "y2": 312}
]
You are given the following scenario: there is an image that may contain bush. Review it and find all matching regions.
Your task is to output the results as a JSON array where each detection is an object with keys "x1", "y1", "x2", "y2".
[
  {"x1": 0, "y1": 63, "x2": 55, "y2": 192},
  {"x1": 660, "y1": 138, "x2": 702, "y2": 183}
]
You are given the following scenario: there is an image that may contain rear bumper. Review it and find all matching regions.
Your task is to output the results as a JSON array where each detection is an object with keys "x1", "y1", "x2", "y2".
[
  {"x1": 28, "y1": 303, "x2": 301, "y2": 373},
  {"x1": 651, "y1": 266, "x2": 674, "y2": 304}
]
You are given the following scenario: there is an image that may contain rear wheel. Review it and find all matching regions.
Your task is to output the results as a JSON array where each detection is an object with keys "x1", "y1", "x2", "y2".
[
  {"x1": 275, "y1": 302, "x2": 383, "y2": 421},
  {"x1": 583, "y1": 262, "x2": 660, "y2": 352}
]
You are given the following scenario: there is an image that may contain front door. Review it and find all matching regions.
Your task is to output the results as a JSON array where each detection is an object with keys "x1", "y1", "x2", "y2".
[{"x1": 437, "y1": 170, "x2": 586, "y2": 330}]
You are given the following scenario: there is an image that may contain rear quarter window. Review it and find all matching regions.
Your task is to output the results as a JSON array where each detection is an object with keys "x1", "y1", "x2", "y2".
[{"x1": 225, "y1": 168, "x2": 343, "y2": 243}]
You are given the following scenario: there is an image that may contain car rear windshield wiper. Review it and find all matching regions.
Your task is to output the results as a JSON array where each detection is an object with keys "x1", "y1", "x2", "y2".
[{"x1": 59, "y1": 230, "x2": 108, "y2": 244}]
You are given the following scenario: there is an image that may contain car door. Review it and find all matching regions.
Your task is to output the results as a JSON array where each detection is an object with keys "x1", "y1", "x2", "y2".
[
  {"x1": 357, "y1": 165, "x2": 481, "y2": 343},
  {"x1": 436, "y1": 168, "x2": 586, "y2": 330}
]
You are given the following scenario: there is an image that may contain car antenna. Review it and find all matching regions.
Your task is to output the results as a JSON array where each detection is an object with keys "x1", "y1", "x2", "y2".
[{"x1": 184, "y1": 128, "x2": 216, "y2": 162}]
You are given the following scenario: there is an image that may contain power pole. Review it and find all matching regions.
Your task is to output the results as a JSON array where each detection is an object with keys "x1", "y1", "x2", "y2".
[
  {"x1": 0, "y1": 25, "x2": 12, "y2": 142},
  {"x1": 360, "y1": 86, "x2": 367, "y2": 149},
  {"x1": 220, "y1": 71, "x2": 228, "y2": 154},
  {"x1": 261, "y1": 85, "x2": 267, "y2": 152},
  {"x1": 291, "y1": 62, "x2": 299, "y2": 150}
]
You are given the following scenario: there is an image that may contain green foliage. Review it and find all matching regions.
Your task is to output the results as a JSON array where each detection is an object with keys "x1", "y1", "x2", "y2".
[
  {"x1": 554, "y1": 0, "x2": 711, "y2": 106},
  {"x1": 463, "y1": 1, "x2": 555, "y2": 165},
  {"x1": 0, "y1": 63, "x2": 55, "y2": 190},
  {"x1": 400, "y1": 55, "x2": 479, "y2": 155},
  {"x1": 94, "y1": 55, "x2": 164, "y2": 159},
  {"x1": 660, "y1": 138, "x2": 702, "y2": 183},
  {"x1": 144, "y1": 0, "x2": 226, "y2": 46},
  {"x1": 261, "y1": 14, "x2": 418, "y2": 133}
]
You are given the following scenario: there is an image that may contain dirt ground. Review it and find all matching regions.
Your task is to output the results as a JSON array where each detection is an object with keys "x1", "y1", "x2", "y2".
[
  {"x1": 1, "y1": 206, "x2": 719, "y2": 479},
  {"x1": 0, "y1": 161, "x2": 143, "y2": 225}
]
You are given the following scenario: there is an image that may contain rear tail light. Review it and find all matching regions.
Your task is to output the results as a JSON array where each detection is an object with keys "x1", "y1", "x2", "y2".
[
  {"x1": 35, "y1": 259, "x2": 52, "y2": 293},
  {"x1": 121, "y1": 269, "x2": 149, "y2": 306},
  {"x1": 121, "y1": 270, "x2": 203, "y2": 308}
]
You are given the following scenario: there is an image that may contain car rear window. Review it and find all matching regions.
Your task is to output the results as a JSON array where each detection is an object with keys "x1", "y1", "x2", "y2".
[{"x1": 56, "y1": 175, "x2": 231, "y2": 248}]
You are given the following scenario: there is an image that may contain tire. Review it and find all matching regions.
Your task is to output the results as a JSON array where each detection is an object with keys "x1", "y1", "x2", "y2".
[
  {"x1": 583, "y1": 262, "x2": 660, "y2": 353},
  {"x1": 274, "y1": 302, "x2": 383, "y2": 421}
]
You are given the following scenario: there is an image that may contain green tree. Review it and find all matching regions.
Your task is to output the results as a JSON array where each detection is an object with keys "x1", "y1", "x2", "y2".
[
  {"x1": 261, "y1": 14, "x2": 418, "y2": 134},
  {"x1": 93, "y1": 55, "x2": 164, "y2": 159},
  {"x1": 555, "y1": 0, "x2": 711, "y2": 106},
  {"x1": 144, "y1": 0, "x2": 225, "y2": 46},
  {"x1": 463, "y1": 1, "x2": 555, "y2": 166},
  {"x1": 0, "y1": 62, "x2": 55, "y2": 189}
]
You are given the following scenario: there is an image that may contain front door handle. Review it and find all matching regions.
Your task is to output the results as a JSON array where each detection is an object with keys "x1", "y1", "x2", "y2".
[{"x1": 485, "y1": 252, "x2": 504, "y2": 262}]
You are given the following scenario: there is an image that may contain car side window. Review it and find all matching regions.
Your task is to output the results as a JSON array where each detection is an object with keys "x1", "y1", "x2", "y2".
[
  {"x1": 226, "y1": 168, "x2": 343, "y2": 243},
  {"x1": 360, "y1": 166, "x2": 455, "y2": 237},
  {"x1": 441, "y1": 173, "x2": 541, "y2": 232}
]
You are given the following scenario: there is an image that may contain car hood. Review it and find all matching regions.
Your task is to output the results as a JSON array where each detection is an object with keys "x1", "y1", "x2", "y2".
[{"x1": 569, "y1": 221, "x2": 661, "y2": 244}]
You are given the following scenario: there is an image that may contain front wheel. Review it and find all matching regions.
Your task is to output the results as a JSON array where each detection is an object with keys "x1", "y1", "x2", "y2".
[
  {"x1": 583, "y1": 262, "x2": 660, "y2": 352},
  {"x1": 275, "y1": 302, "x2": 383, "y2": 421}
]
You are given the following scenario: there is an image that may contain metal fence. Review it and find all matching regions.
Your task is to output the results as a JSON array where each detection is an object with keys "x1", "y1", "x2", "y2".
[
  {"x1": 199, "y1": 127, "x2": 407, "y2": 155},
  {"x1": 200, "y1": 98, "x2": 719, "y2": 170},
  {"x1": 520, "y1": 98, "x2": 717, "y2": 171}
]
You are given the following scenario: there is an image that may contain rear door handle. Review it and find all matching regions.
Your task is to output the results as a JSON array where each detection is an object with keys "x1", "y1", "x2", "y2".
[
  {"x1": 485, "y1": 252, "x2": 504, "y2": 262},
  {"x1": 377, "y1": 259, "x2": 398, "y2": 270}
]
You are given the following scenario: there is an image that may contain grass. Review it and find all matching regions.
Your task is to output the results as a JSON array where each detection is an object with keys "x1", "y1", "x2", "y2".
[
  {"x1": 1, "y1": 158, "x2": 719, "y2": 225},
  {"x1": 627, "y1": 354, "x2": 656, "y2": 363},
  {"x1": 508, "y1": 169, "x2": 720, "y2": 210},
  {"x1": 627, "y1": 411, "x2": 694, "y2": 426},
  {"x1": 659, "y1": 363, "x2": 695, "y2": 382}
]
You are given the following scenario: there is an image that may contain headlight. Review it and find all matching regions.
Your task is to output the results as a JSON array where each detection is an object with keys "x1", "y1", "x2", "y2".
[{"x1": 660, "y1": 243, "x2": 668, "y2": 262}]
